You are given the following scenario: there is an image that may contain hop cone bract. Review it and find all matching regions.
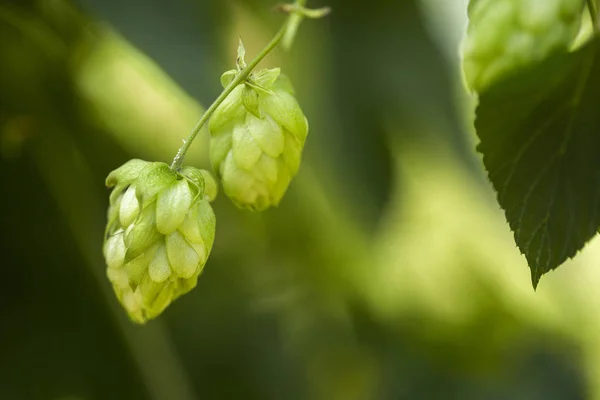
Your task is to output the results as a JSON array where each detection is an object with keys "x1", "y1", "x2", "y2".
[
  {"x1": 209, "y1": 68, "x2": 308, "y2": 211},
  {"x1": 463, "y1": 0, "x2": 584, "y2": 91},
  {"x1": 103, "y1": 159, "x2": 217, "y2": 323}
]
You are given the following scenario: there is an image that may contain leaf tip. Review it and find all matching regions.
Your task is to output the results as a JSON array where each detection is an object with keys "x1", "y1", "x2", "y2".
[{"x1": 530, "y1": 264, "x2": 544, "y2": 290}]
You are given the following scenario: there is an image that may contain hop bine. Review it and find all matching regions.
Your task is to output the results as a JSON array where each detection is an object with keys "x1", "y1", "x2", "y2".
[
  {"x1": 103, "y1": 159, "x2": 217, "y2": 323},
  {"x1": 209, "y1": 66, "x2": 309, "y2": 211}
]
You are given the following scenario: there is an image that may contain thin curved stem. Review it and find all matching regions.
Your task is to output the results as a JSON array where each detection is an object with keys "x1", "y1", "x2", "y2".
[
  {"x1": 282, "y1": 0, "x2": 307, "y2": 49},
  {"x1": 170, "y1": 25, "x2": 287, "y2": 170}
]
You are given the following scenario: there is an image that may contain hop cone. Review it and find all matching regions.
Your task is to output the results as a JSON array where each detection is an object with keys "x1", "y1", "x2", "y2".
[
  {"x1": 209, "y1": 67, "x2": 309, "y2": 211},
  {"x1": 103, "y1": 159, "x2": 217, "y2": 323},
  {"x1": 463, "y1": 0, "x2": 584, "y2": 91}
]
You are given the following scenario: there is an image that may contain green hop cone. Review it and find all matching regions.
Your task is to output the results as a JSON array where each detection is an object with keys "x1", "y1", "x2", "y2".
[
  {"x1": 463, "y1": 0, "x2": 585, "y2": 92},
  {"x1": 103, "y1": 159, "x2": 217, "y2": 323},
  {"x1": 209, "y1": 67, "x2": 309, "y2": 211}
]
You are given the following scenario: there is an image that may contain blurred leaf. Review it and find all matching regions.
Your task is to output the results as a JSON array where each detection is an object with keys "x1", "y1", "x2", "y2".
[
  {"x1": 77, "y1": 0, "x2": 229, "y2": 104},
  {"x1": 320, "y1": 0, "x2": 475, "y2": 229},
  {"x1": 475, "y1": 37, "x2": 600, "y2": 287},
  {"x1": 74, "y1": 28, "x2": 207, "y2": 165}
]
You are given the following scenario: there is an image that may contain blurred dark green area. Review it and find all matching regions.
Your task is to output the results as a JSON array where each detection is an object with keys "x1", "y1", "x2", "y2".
[{"x1": 1, "y1": 0, "x2": 598, "y2": 399}]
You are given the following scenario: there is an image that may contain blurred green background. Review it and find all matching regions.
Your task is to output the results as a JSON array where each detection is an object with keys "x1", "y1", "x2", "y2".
[{"x1": 2, "y1": 0, "x2": 600, "y2": 399}]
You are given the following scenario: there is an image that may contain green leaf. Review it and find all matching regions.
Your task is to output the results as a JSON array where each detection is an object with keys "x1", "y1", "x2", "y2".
[
  {"x1": 155, "y1": 179, "x2": 193, "y2": 235},
  {"x1": 253, "y1": 68, "x2": 280, "y2": 89},
  {"x1": 236, "y1": 38, "x2": 247, "y2": 70},
  {"x1": 166, "y1": 230, "x2": 199, "y2": 279},
  {"x1": 242, "y1": 85, "x2": 261, "y2": 118},
  {"x1": 124, "y1": 203, "x2": 162, "y2": 262},
  {"x1": 220, "y1": 69, "x2": 237, "y2": 89},
  {"x1": 245, "y1": 80, "x2": 274, "y2": 96},
  {"x1": 475, "y1": 37, "x2": 600, "y2": 287},
  {"x1": 179, "y1": 166, "x2": 206, "y2": 197},
  {"x1": 195, "y1": 200, "x2": 216, "y2": 249},
  {"x1": 105, "y1": 159, "x2": 149, "y2": 187},
  {"x1": 119, "y1": 185, "x2": 140, "y2": 228},
  {"x1": 135, "y1": 162, "x2": 178, "y2": 202},
  {"x1": 199, "y1": 170, "x2": 218, "y2": 202}
]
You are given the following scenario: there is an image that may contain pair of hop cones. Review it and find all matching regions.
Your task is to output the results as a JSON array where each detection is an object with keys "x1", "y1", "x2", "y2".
[{"x1": 104, "y1": 67, "x2": 308, "y2": 323}]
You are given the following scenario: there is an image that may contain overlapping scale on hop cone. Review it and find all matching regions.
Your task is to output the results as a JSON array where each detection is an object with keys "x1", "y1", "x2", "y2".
[
  {"x1": 103, "y1": 159, "x2": 217, "y2": 323},
  {"x1": 209, "y1": 67, "x2": 308, "y2": 211},
  {"x1": 463, "y1": 0, "x2": 585, "y2": 92}
]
